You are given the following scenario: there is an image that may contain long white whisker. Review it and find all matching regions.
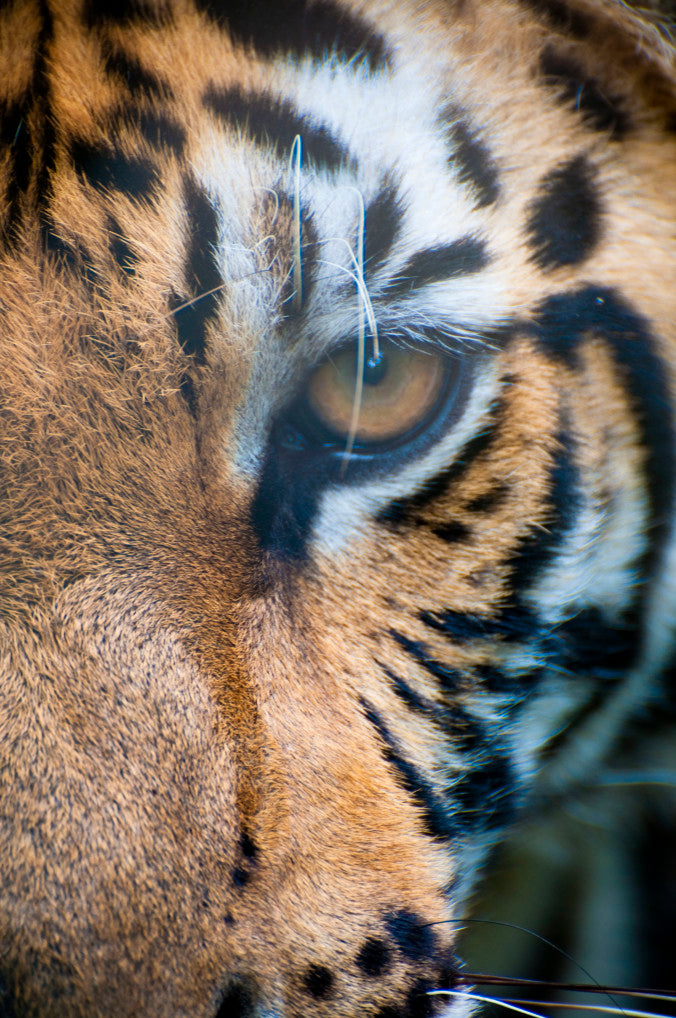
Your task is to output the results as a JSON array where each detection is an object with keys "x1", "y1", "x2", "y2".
[
  {"x1": 430, "y1": 988, "x2": 547, "y2": 1018},
  {"x1": 346, "y1": 189, "x2": 367, "y2": 470},
  {"x1": 288, "y1": 135, "x2": 303, "y2": 312},
  {"x1": 315, "y1": 257, "x2": 367, "y2": 471},
  {"x1": 341, "y1": 186, "x2": 380, "y2": 365},
  {"x1": 320, "y1": 238, "x2": 379, "y2": 348}
]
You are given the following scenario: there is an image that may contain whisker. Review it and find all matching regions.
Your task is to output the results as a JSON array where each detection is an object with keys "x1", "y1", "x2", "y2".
[
  {"x1": 429, "y1": 987, "x2": 548, "y2": 1018},
  {"x1": 320, "y1": 236, "x2": 379, "y2": 346},
  {"x1": 315, "y1": 256, "x2": 365, "y2": 473},
  {"x1": 344, "y1": 285, "x2": 366, "y2": 474},
  {"x1": 317, "y1": 203, "x2": 381, "y2": 474},
  {"x1": 341, "y1": 186, "x2": 381, "y2": 365},
  {"x1": 313, "y1": 253, "x2": 380, "y2": 472},
  {"x1": 500, "y1": 999, "x2": 672, "y2": 1018},
  {"x1": 344, "y1": 188, "x2": 367, "y2": 473},
  {"x1": 166, "y1": 259, "x2": 278, "y2": 319},
  {"x1": 458, "y1": 975, "x2": 676, "y2": 1003},
  {"x1": 167, "y1": 282, "x2": 228, "y2": 315},
  {"x1": 432, "y1": 918, "x2": 627, "y2": 1014},
  {"x1": 439, "y1": 918, "x2": 613, "y2": 994},
  {"x1": 288, "y1": 134, "x2": 303, "y2": 313}
]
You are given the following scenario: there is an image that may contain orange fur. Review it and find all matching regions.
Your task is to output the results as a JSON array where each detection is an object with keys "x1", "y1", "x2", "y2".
[{"x1": 1, "y1": 1, "x2": 675, "y2": 1015}]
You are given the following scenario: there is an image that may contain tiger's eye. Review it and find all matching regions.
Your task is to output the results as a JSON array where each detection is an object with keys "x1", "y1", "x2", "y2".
[{"x1": 307, "y1": 343, "x2": 447, "y2": 445}]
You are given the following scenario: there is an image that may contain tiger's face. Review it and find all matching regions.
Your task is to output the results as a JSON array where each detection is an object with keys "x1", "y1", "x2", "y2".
[{"x1": 1, "y1": 0, "x2": 675, "y2": 1015}]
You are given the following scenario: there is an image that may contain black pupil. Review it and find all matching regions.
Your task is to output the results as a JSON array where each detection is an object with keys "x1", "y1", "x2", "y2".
[{"x1": 363, "y1": 352, "x2": 387, "y2": 387}]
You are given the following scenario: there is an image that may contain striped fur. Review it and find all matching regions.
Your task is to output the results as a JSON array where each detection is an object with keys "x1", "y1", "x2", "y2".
[{"x1": 0, "y1": 1, "x2": 674, "y2": 1015}]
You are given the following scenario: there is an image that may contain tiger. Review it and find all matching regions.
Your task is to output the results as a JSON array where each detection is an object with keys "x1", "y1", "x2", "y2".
[{"x1": 1, "y1": 0, "x2": 675, "y2": 1015}]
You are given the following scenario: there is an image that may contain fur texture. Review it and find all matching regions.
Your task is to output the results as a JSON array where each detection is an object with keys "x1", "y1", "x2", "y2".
[{"x1": 0, "y1": 1, "x2": 675, "y2": 1016}]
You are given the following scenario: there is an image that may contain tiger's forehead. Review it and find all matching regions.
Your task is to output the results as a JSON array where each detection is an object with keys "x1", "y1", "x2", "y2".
[
  {"x1": 7, "y1": 0, "x2": 672, "y2": 379},
  {"x1": 3, "y1": 0, "x2": 671, "y2": 496},
  {"x1": 28, "y1": 0, "x2": 541, "y2": 360}
]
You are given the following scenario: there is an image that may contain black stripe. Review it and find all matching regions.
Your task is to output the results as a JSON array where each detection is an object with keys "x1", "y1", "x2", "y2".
[
  {"x1": 34, "y1": 0, "x2": 56, "y2": 178},
  {"x1": 634, "y1": 808, "x2": 676, "y2": 990},
  {"x1": 303, "y1": 965, "x2": 334, "y2": 1000},
  {"x1": 384, "y1": 237, "x2": 488, "y2": 297},
  {"x1": 34, "y1": 2, "x2": 61, "y2": 256},
  {"x1": 504, "y1": 426, "x2": 580, "y2": 595},
  {"x1": 135, "y1": 107, "x2": 186, "y2": 154},
  {"x1": 420, "y1": 603, "x2": 541, "y2": 644},
  {"x1": 658, "y1": 651, "x2": 676, "y2": 709},
  {"x1": 240, "y1": 830, "x2": 258, "y2": 861},
  {"x1": 525, "y1": 154, "x2": 603, "y2": 270},
  {"x1": 183, "y1": 174, "x2": 222, "y2": 297},
  {"x1": 180, "y1": 374, "x2": 199, "y2": 418},
  {"x1": 496, "y1": 605, "x2": 543, "y2": 643},
  {"x1": 540, "y1": 45, "x2": 629, "y2": 139},
  {"x1": 70, "y1": 137, "x2": 159, "y2": 199},
  {"x1": 544, "y1": 607, "x2": 641, "y2": 682},
  {"x1": 360, "y1": 699, "x2": 455, "y2": 842},
  {"x1": 440, "y1": 110, "x2": 500, "y2": 208},
  {"x1": 465, "y1": 482, "x2": 509, "y2": 513},
  {"x1": 363, "y1": 181, "x2": 404, "y2": 276},
  {"x1": 216, "y1": 980, "x2": 256, "y2": 1018},
  {"x1": 377, "y1": 404, "x2": 503, "y2": 525},
  {"x1": 390, "y1": 631, "x2": 463, "y2": 695},
  {"x1": 0, "y1": 99, "x2": 32, "y2": 246},
  {"x1": 431, "y1": 520, "x2": 471, "y2": 543},
  {"x1": 0, "y1": 102, "x2": 31, "y2": 190},
  {"x1": 448, "y1": 752, "x2": 517, "y2": 831},
  {"x1": 422, "y1": 602, "x2": 634, "y2": 691},
  {"x1": 420, "y1": 608, "x2": 503, "y2": 643},
  {"x1": 277, "y1": 194, "x2": 320, "y2": 314},
  {"x1": 389, "y1": 630, "x2": 535, "y2": 726},
  {"x1": 384, "y1": 665, "x2": 436, "y2": 714},
  {"x1": 107, "y1": 214, "x2": 138, "y2": 276},
  {"x1": 385, "y1": 909, "x2": 436, "y2": 961},
  {"x1": 250, "y1": 447, "x2": 320, "y2": 560},
  {"x1": 516, "y1": 0, "x2": 590, "y2": 37},
  {"x1": 170, "y1": 174, "x2": 222, "y2": 362},
  {"x1": 535, "y1": 286, "x2": 676, "y2": 631},
  {"x1": 441, "y1": 709, "x2": 489, "y2": 756},
  {"x1": 196, "y1": 0, "x2": 391, "y2": 73},
  {"x1": 103, "y1": 46, "x2": 173, "y2": 99},
  {"x1": 383, "y1": 665, "x2": 489, "y2": 757},
  {"x1": 204, "y1": 84, "x2": 350, "y2": 173},
  {"x1": 42, "y1": 228, "x2": 99, "y2": 286},
  {"x1": 474, "y1": 663, "x2": 535, "y2": 696},
  {"x1": 85, "y1": 0, "x2": 172, "y2": 28},
  {"x1": 231, "y1": 866, "x2": 249, "y2": 888}
]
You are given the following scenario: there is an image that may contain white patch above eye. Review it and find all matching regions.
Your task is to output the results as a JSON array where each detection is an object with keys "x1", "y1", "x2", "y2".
[{"x1": 310, "y1": 361, "x2": 501, "y2": 557}]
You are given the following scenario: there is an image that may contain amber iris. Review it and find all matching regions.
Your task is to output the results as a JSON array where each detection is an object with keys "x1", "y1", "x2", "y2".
[{"x1": 306, "y1": 343, "x2": 447, "y2": 446}]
